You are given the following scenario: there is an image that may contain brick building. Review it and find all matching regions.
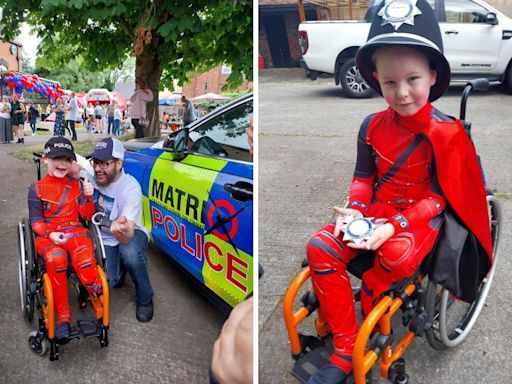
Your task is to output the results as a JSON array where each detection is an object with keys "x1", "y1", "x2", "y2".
[
  {"x1": 0, "y1": 39, "x2": 23, "y2": 73},
  {"x1": 259, "y1": 1, "x2": 370, "y2": 68},
  {"x1": 181, "y1": 64, "x2": 253, "y2": 98}
]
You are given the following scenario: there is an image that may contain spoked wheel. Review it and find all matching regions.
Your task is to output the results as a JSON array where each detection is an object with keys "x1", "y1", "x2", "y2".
[
  {"x1": 18, "y1": 219, "x2": 36, "y2": 321},
  {"x1": 425, "y1": 191, "x2": 501, "y2": 350}
]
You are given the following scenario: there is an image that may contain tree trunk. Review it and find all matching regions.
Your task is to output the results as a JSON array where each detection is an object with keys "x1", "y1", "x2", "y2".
[{"x1": 135, "y1": 50, "x2": 163, "y2": 137}]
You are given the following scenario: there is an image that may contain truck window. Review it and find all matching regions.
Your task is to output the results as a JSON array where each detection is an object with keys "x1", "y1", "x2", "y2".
[{"x1": 445, "y1": 0, "x2": 489, "y2": 23}]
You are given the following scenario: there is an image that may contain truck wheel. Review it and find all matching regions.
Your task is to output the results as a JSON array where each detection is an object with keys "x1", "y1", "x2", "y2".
[
  {"x1": 339, "y1": 58, "x2": 373, "y2": 99},
  {"x1": 505, "y1": 63, "x2": 512, "y2": 94}
]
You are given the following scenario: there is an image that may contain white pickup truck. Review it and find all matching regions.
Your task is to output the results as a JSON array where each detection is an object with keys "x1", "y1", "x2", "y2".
[{"x1": 299, "y1": 0, "x2": 512, "y2": 98}]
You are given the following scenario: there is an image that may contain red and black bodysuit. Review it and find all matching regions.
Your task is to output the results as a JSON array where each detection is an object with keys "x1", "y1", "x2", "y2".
[
  {"x1": 28, "y1": 174, "x2": 101, "y2": 325},
  {"x1": 306, "y1": 102, "x2": 491, "y2": 374}
]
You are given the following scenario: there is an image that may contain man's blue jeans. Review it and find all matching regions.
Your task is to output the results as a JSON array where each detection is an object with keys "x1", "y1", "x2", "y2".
[{"x1": 104, "y1": 229, "x2": 154, "y2": 305}]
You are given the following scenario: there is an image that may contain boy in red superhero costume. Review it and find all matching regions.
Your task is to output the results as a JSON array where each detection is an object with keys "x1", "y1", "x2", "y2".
[
  {"x1": 306, "y1": 1, "x2": 492, "y2": 383},
  {"x1": 28, "y1": 137, "x2": 102, "y2": 340}
]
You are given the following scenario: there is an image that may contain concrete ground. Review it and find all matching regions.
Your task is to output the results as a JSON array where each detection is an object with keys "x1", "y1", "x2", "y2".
[
  {"x1": 258, "y1": 69, "x2": 512, "y2": 383},
  {"x1": 0, "y1": 131, "x2": 225, "y2": 383}
]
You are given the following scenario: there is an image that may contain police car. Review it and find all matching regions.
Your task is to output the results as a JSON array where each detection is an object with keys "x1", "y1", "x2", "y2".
[{"x1": 123, "y1": 93, "x2": 253, "y2": 311}]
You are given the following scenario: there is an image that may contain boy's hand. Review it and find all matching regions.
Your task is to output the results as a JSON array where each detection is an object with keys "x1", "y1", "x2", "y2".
[
  {"x1": 83, "y1": 176, "x2": 94, "y2": 197},
  {"x1": 333, "y1": 206, "x2": 363, "y2": 237},
  {"x1": 110, "y1": 216, "x2": 135, "y2": 244},
  {"x1": 347, "y1": 222, "x2": 395, "y2": 251},
  {"x1": 49, "y1": 232, "x2": 71, "y2": 244}
]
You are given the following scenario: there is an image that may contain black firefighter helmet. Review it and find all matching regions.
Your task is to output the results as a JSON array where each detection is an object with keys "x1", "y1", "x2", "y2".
[{"x1": 356, "y1": 0, "x2": 451, "y2": 102}]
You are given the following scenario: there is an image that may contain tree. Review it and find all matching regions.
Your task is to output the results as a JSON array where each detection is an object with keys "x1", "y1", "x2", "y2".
[{"x1": 0, "y1": 0, "x2": 252, "y2": 136}]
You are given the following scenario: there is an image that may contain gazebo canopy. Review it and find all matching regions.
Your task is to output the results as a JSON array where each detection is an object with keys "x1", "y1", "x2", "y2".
[{"x1": 190, "y1": 92, "x2": 230, "y2": 102}]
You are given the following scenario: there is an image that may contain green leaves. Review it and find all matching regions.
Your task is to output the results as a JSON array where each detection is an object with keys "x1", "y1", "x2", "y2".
[{"x1": 1, "y1": 0, "x2": 252, "y2": 110}]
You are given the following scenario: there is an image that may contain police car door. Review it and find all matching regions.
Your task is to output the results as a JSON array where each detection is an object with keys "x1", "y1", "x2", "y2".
[{"x1": 149, "y1": 95, "x2": 253, "y2": 308}]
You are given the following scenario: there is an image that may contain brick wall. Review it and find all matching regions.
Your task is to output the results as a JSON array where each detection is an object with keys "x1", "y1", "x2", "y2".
[
  {"x1": 182, "y1": 65, "x2": 252, "y2": 98},
  {"x1": 259, "y1": 8, "x2": 305, "y2": 68},
  {"x1": 0, "y1": 41, "x2": 22, "y2": 72},
  {"x1": 259, "y1": 18, "x2": 272, "y2": 68},
  {"x1": 284, "y1": 12, "x2": 302, "y2": 66}
]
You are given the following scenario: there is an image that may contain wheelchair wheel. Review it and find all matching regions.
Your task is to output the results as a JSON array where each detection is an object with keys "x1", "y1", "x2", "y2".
[
  {"x1": 28, "y1": 331, "x2": 48, "y2": 356},
  {"x1": 425, "y1": 190, "x2": 501, "y2": 350},
  {"x1": 18, "y1": 219, "x2": 36, "y2": 321},
  {"x1": 89, "y1": 220, "x2": 107, "y2": 273}
]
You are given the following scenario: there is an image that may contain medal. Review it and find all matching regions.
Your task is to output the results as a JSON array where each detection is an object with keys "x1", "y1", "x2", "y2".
[
  {"x1": 378, "y1": 0, "x2": 422, "y2": 30},
  {"x1": 340, "y1": 215, "x2": 376, "y2": 244}
]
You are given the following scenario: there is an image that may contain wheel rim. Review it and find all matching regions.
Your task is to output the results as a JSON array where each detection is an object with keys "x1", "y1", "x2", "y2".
[
  {"x1": 18, "y1": 222, "x2": 27, "y2": 313},
  {"x1": 437, "y1": 195, "x2": 501, "y2": 347},
  {"x1": 345, "y1": 66, "x2": 370, "y2": 94}
]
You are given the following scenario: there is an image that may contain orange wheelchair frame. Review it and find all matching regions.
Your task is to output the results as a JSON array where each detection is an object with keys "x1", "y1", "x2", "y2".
[{"x1": 284, "y1": 262, "x2": 429, "y2": 383}]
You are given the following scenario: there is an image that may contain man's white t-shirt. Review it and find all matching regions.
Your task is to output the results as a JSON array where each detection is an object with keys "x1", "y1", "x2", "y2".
[
  {"x1": 76, "y1": 155, "x2": 148, "y2": 246},
  {"x1": 92, "y1": 171, "x2": 149, "y2": 246}
]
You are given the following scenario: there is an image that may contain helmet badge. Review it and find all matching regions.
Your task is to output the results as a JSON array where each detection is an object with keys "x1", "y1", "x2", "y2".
[{"x1": 378, "y1": 0, "x2": 422, "y2": 30}]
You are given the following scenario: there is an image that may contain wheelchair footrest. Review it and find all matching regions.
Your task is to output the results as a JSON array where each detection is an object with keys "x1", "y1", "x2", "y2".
[
  {"x1": 291, "y1": 345, "x2": 333, "y2": 383},
  {"x1": 74, "y1": 318, "x2": 101, "y2": 338}
]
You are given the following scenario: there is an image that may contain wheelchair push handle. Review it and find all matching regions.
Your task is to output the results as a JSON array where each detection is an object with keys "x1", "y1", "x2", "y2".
[
  {"x1": 91, "y1": 212, "x2": 113, "y2": 229},
  {"x1": 460, "y1": 78, "x2": 489, "y2": 121}
]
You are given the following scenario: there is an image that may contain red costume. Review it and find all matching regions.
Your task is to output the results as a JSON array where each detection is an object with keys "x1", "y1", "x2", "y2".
[
  {"x1": 306, "y1": 102, "x2": 492, "y2": 374},
  {"x1": 28, "y1": 174, "x2": 101, "y2": 325}
]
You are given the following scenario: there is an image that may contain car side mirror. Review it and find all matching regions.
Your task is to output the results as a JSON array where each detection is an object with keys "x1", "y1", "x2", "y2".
[
  {"x1": 486, "y1": 12, "x2": 498, "y2": 25},
  {"x1": 163, "y1": 128, "x2": 189, "y2": 159}
]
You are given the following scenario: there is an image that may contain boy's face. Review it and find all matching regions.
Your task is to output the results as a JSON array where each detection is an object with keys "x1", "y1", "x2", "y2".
[
  {"x1": 45, "y1": 156, "x2": 73, "y2": 178},
  {"x1": 373, "y1": 47, "x2": 437, "y2": 116}
]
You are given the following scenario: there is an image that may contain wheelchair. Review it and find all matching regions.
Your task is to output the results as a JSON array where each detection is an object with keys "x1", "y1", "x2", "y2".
[
  {"x1": 283, "y1": 80, "x2": 502, "y2": 383},
  {"x1": 17, "y1": 154, "x2": 110, "y2": 361}
]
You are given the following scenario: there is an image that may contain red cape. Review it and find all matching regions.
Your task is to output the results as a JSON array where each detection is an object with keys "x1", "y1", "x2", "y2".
[{"x1": 425, "y1": 120, "x2": 492, "y2": 260}]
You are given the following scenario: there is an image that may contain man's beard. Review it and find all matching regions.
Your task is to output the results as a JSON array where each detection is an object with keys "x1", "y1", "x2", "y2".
[{"x1": 96, "y1": 167, "x2": 120, "y2": 186}]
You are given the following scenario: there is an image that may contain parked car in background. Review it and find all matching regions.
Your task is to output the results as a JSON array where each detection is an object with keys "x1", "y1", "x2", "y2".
[
  {"x1": 123, "y1": 93, "x2": 253, "y2": 312},
  {"x1": 299, "y1": 0, "x2": 512, "y2": 98}
]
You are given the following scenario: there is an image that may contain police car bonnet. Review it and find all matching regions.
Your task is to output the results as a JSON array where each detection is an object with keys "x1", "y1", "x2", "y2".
[{"x1": 356, "y1": 0, "x2": 451, "y2": 102}]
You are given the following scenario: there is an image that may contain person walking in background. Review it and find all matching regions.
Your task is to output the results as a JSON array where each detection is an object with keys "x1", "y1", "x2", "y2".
[
  {"x1": 94, "y1": 102, "x2": 103, "y2": 134},
  {"x1": 113, "y1": 102, "x2": 122, "y2": 136},
  {"x1": 28, "y1": 103, "x2": 40, "y2": 136},
  {"x1": 11, "y1": 93, "x2": 25, "y2": 144},
  {"x1": 53, "y1": 97, "x2": 66, "y2": 137},
  {"x1": 181, "y1": 95, "x2": 195, "y2": 127},
  {"x1": 0, "y1": 96, "x2": 13, "y2": 143},
  {"x1": 130, "y1": 79, "x2": 153, "y2": 139},
  {"x1": 107, "y1": 101, "x2": 115, "y2": 135},
  {"x1": 66, "y1": 92, "x2": 78, "y2": 141}
]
